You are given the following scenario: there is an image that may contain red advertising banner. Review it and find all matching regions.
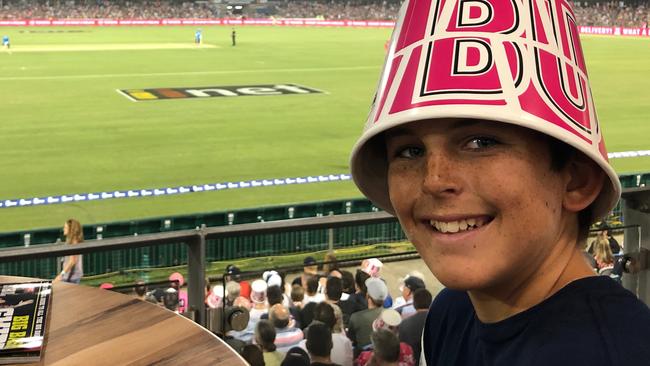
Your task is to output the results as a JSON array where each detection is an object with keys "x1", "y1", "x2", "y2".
[{"x1": 0, "y1": 18, "x2": 647, "y2": 36}]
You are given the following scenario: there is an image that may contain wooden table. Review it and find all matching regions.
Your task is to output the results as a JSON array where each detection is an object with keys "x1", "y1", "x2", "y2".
[{"x1": 0, "y1": 277, "x2": 245, "y2": 366}]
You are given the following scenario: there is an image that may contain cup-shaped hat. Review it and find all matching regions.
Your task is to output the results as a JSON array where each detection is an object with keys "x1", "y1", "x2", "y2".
[{"x1": 350, "y1": 0, "x2": 620, "y2": 221}]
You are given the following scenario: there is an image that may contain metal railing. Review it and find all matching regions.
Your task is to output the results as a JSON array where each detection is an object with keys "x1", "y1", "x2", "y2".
[{"x1": 0, "y1": 211, "x2": 397, "y2": 326}]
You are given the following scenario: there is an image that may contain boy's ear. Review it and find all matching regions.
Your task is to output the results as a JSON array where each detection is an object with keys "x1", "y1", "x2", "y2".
[{"x1": 563, "y1": 153, "x2": 604, "y2": 213}]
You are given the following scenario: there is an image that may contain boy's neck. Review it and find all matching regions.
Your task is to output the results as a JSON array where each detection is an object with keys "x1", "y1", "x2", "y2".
[{"x1": 468, "y1": 236, "x2": 596, "y2": 323}]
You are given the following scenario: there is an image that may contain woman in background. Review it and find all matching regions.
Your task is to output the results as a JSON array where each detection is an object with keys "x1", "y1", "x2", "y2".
[{"x1": 54, "y1": 219, "x2": 84, "y2": 284}]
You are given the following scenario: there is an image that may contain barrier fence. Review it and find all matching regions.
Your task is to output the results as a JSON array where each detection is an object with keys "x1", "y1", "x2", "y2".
[{"x1": 0, "y1": 18, "x2": 649, "y2": 37}]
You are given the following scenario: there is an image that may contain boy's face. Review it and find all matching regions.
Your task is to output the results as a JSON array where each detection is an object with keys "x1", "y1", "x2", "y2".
[{"x1": 386, "y1": 119, "x2": 571, "y2": 292}]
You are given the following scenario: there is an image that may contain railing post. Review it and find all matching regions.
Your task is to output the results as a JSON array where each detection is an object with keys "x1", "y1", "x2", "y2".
[{"x1": 187, "y1": 227, "x2": 206, "y2": 326}]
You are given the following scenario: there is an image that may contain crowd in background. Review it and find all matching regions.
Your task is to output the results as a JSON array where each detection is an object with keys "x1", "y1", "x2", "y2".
[{"x1": 0, "y1": 0, "x2": 648, "y2": 27}]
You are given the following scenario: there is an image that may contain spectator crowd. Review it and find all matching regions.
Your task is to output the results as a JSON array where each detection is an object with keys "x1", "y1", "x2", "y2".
[
  {"x1": 162, "y1": 255, "x2": 435, "y2": 366},
  {"x1": 1, "y1": 0, "x2": 648, "y2": 27}
]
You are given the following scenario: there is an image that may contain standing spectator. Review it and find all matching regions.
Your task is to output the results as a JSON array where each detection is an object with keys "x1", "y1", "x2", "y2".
[
  {"x1": 256, "y1": 320, "x2": 285, "y2": 366},
  {"x1": 306, "y1": 323, "x2": 339, "y2": 366},
  {"x1": 54, "y1": 219, "x2": 84, "y2": 284},
  {"x1": 269, "y1": 304, "x2": 304, "y2": 352},
  {"x1": 398, "y1": 289, "x2": 432, "y2": 366},
  {"x1": 348, "y1": 277, "x2": 387, "y2": 357},
  {"x1": 325, "y1": 276, "x2": 343, "y2": 307},
  {"x1": 340, "y1": 270, "x2": 355, "y2": 301},
  {"x1": 342, "y1": 270, "x2": 370, "y2": 326}
]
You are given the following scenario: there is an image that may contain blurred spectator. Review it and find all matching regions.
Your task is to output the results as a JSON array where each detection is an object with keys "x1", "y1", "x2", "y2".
[
  {"x1": 340, "y1": 270, "x2": 355, "y2": 301},
  {"x1": 291, "y1": 284, "x2": 305, "y2": 309},
  {"x1": 270, "y1": 304, "x2": 304, "y2": 352},
  {"x1": 325, "y1": 276, "x2": 343, "y2": 307},
  {"x1": 206, "y1": 285, "x2": 224, "y2": 309},
  {"x1": 357, "y1": 329, "x2": 401, "y2": 366},
  {"x1": 293, "y1": 256, "x2": 320, "y2": 287},
  {"x1": 393, "y1": 275, "x2": 425, "y2": 318},
  {"x1": 323, "y1": 252, "x2": 339, "y2": 275},
  {"x1": 263, "y1": 285, "x2": 301, "y2": 329},
  {"x1": 241, "y1": 344, "x2": 265, "y2": 366},
  {"x1": 134, "y1": 280, "x2": 147, "y2": 301},
  {"x1": 306, "y1": 323, "x2": 338, "y2": 366},
  {"x1": 169, "y1": 272, "x2": 188, "y2": 313},
  {"x1": 256, "y1": 319, "x2": 285, "y2": 366},
  {"x1": 341, "y1": 270, "x2": 370, "y2": 328},
  {"x1": 282, "y1": 347, "x2": 311, "y2": 366},
  {"x1": 594, "y1": 235, "x2": 615, "y2": 273},
  {"x1": 348, "y1": 277, "x2": 388, "y2": 357},
  {"x1": 54, "y1": 218, "x2": 84, "y2": 284},
  {"x1": 226, "y1": 281, "x2": 241, "y2": 307},
  {"x1": 299, "y1": 303, "x2": 353, "y2": 366},
  {"x1": 163, "y1": 288, "x2": 180, "y2": 313},
  {"x1": 304, "y1": 275, "x2": 325, "y2": 304},
  {"x1": 357, "y1": 309, "x2": 415, "y2": 366},
  {"x1": 398, "y1": 289, "x2": 432, "y2": 366}
]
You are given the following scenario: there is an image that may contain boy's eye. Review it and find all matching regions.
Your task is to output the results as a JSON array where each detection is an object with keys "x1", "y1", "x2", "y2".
[
  {"x1": 465, "y1": 137, "x2": 499, "y2": 150},
  {"x1": 396, "y1": 146, "x2": 424, "y2": 159}
]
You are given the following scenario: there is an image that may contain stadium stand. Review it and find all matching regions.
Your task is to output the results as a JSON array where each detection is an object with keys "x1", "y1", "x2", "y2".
[{"x1": 1, "y1": 0, "x2": 648, "y2": 26}]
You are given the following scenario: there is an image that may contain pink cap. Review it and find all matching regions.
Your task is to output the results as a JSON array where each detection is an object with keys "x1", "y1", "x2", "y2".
[
  {"x1": 350, "y1": 0, "x2": 620, "y2": 221},
  {"x1": 169, "y1": 272, "x2": 184, "y2": 287}
]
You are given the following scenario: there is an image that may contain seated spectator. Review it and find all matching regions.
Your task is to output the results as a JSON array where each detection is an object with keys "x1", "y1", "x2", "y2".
[
  {"x1": 398, "y1": 289, "x2": 432, "y2": 366},
  {"x1": 226, "y1": 281, "x2": 241, "y2": 307},
  {"x1": 263, "y1": 285, "x2": 301, "y2": 329},
  {"x1": 163, "y1": 288, "x2": 180, "y2": 313},
  {"x1": 206, "y1": 285, "x2": 224, "y2": 309},
  {"x1": 270, "y1": 304, "x2": 304, "y2": 352},
  {"x1": 393, "y1": 275, "x2": 425, "y2": 318},
  {"x1": 282, "y1": 347, "x2": 311, "y2": 366},
  {"x1": 356, "y1": 329, "x2": 401, "y2": 366},
  {"x1": 134, "y1": 280, "x2": 147, "y2": 301},
  {"x1": 250, "y1": 279, "x2": 270, "y2": 321},
  {"x1": 299, "y1": 303, "x2": 353, "y2": 366},
  {"x1": 292, "y1": 256, "x2": 320, "y2": 287},
  {"x1": 241, "y1": 344, "x2": 265, "y2": 366},
  {"x1": 169, "y1": 272, "x2": 188, "y2": 313},
  {"x1": 291, "y1": 284, "x2": 305, "y2": 309},
  {"x1": 304, "y1": 275, "x2": 326, "y2": 305},
  {"x1": 323, "y1": 252, "x2": 340, "y2": 275},
  {"x1": 593, "y1": 235, "x2": 615, "y2": 271},
  {"x1": 306, "y1": 323, "x2": 339, "y2": 366},
  {"x1": 340, "y1": 270, "x2": 355, "y2": 301},
  {"x1": 325, "y1": 276, "x2": 343, "y2": 307},
  {"x1": 357, "y1": 309, "x2": 415, "y2": 366},
  {"x1": 342, "y1": 270, "x2": 370, "y2": 328},
  {"x1": 256, "y1": 319, "x2": 285, "y2": 366},
  {"x1": 348, "y1": 277, "x2": 387, "y2": 357}
]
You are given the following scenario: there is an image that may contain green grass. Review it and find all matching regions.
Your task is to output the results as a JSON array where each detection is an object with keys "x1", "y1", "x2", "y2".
[{"x1": 0, "y1": 28, "x2": 648, "y2": 232}]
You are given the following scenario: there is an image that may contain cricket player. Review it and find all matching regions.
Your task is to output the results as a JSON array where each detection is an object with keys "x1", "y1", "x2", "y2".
[
  {"x1": 195, "y1": 29, "x2": 202, "y2": 45},
  {"x1": 231, "y1": 28, "x2": 236, "y2": 46},
  {"x1": 2, "y1": 35, "x2": 9, "y2": 49},
  {"x1": 350, "y1": 0, "x2": 650, "y2": 365}
]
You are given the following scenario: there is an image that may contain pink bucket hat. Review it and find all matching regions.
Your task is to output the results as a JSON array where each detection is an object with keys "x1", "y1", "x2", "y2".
[{"x1": 350, "y1": 0, "x2": 621, "y2": 221}]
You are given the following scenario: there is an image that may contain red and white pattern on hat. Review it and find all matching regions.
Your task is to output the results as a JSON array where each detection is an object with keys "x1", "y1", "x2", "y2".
[{"x1": 351, "y1": 0, "x2": 621, "y2": 221}]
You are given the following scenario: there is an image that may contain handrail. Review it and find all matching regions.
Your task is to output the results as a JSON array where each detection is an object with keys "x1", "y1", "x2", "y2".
[{"x1": 0, "y1": 211, "x2": 398, "y2": 326}]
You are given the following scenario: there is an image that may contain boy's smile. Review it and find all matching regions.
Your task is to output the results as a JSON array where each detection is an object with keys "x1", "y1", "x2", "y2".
[{"x1": 385, "y1": 118, "x2": 571, "y2": 294}]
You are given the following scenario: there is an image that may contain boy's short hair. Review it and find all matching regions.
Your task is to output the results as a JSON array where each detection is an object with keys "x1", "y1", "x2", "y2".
[
  {"x1": 340, "y1": 270, "x2": 355, "y2": 293},
  {"x1": 255, "y1": 320, "x2": 277, "y2": 352}
]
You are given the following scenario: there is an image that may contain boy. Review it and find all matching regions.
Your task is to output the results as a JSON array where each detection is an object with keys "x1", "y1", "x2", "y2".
[{"x1": 349, "y1": 0, "x2": 650, "y2": 365}]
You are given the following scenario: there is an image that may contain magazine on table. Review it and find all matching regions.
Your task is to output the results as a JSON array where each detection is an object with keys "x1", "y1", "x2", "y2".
[{"x1": 0, "y1": 281, "x2": 52, "y2": 364}]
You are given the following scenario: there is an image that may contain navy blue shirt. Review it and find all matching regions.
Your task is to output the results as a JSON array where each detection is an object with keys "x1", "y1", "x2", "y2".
[{"x1": 422, "y1": 276, "x2": 650, "y2": 366}]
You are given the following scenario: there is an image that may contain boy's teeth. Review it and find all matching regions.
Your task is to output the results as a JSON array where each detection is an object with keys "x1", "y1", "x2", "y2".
[{"x1": 429, "y1": 218, "x2": 487, "y2": 233}]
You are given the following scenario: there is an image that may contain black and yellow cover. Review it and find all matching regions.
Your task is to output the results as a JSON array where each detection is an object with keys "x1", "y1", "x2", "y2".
[{"x1": 0, "y1": 281, "x2": 51, "y2": 364}]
